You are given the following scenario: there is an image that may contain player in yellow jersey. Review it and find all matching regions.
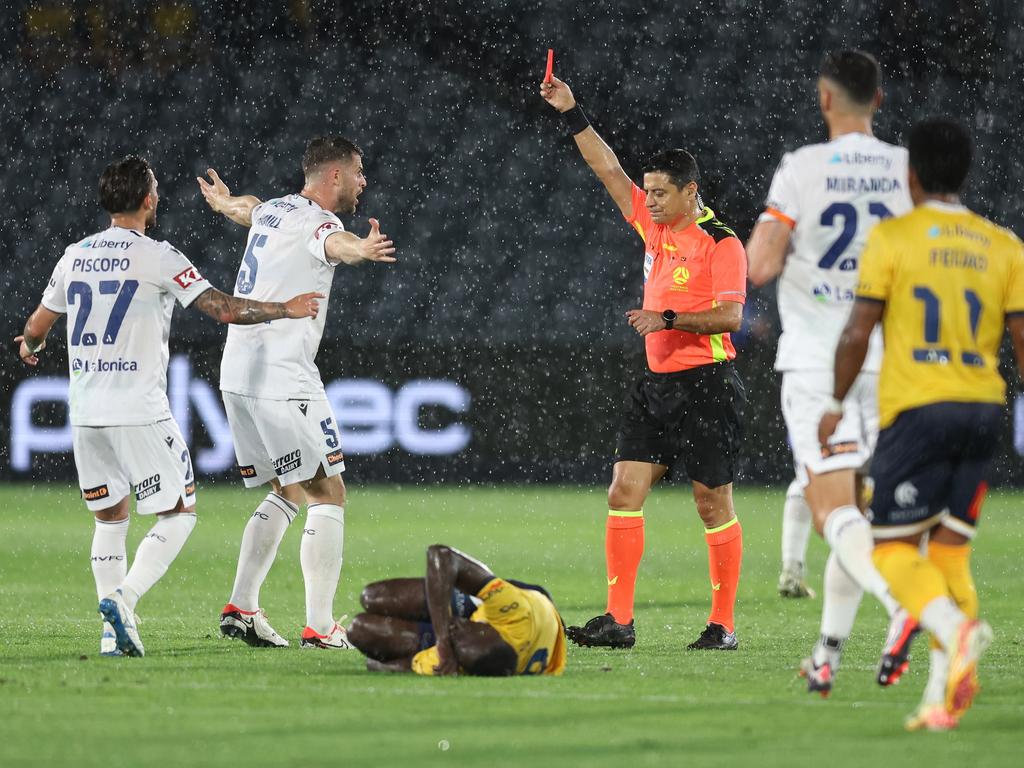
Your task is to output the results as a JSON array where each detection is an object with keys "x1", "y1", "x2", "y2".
[
  {"x1": 347, "y1": 544, "x2": 566, "y2": 676},
  {"x1": 819, "y1": 118, "x2": 1024, "y2": 730}
]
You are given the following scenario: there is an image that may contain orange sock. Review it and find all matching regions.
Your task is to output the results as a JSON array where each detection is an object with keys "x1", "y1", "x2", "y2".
[
  {"x1": 605, "y1": 511, "x2": 644, "y2": 624},
  {"x1": 705, "y1": 518, "x2": 742, "y2": 633}
]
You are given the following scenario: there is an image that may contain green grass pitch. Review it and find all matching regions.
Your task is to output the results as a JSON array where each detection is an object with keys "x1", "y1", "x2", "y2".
[{"x1": 1, "y1": 484, "x2": 1022, "y2": 767}]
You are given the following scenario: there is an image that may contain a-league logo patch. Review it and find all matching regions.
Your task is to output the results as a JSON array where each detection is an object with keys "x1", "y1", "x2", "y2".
[
  {"x1": 173, "y1": 266, "x2": 205, "y2": 289},
  {"x1": 82, "y1": 484, "x2": 110, "y2": 502}
]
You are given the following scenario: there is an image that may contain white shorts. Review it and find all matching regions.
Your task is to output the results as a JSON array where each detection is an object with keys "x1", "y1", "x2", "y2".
[
  {"x1": 781, "y1": 370, "x2": 879, "y2": 486},
  {"x1": 222, "y1": 392, "x2": 346, "y2": 489},
  {"x1": 72, "y1": 419, "x2": 197, "y2": 514}
]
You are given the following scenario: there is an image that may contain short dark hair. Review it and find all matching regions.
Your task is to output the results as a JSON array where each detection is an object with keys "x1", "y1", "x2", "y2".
[
  {"x1": 641, "y1": 149, "x2": 700, "y2": 190},
  {"x1": 820, "y1": 49, "x2": 881, "y2": 105},
  {"x1": 460, "y1": 640, "x2": 517, "y2": 677},
  {"x1": 302, "y1": 135, "x2": 362, "y2": 176},
  {"x1": 909, "y1": 118, "x2": 972, "y2": 194},
  {"x1": 98, "y1": 156, "x2": 153, "y2": 214}
]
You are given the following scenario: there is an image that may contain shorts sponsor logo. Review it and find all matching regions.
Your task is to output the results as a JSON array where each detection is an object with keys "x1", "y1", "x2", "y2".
[
  {"x1": 184, "y1": 481, "x2": 196, "y2": 496},
  {"x1": 136, "y1": 473, "x2": 162, "y2": 500},
  {"x1": 822, "y1": 440, "x2": 859, "y2": 458},
  {"x1": 895, "y1": 481, "x2": 919, "y2": 508},
  {"x1": 325, "y1": 449, "x2": 345, "y2": 466},
  {"x1": 83, "y1": 484, "x2": 110, "y2": 501},
  {"x1": 273, "y1": 449, "x2": 302, "y2": 476},
  {"x1": 239, "y1": 464, "x2": 257, "y2": 478},
  {"x1": 173, "y1": 266, "x2": 205, "y2": 289}
]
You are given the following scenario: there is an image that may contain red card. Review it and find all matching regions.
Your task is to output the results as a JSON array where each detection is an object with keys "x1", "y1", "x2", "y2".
[{"x1": 544, "y1": 49, "x2": 554, "y2": 83}]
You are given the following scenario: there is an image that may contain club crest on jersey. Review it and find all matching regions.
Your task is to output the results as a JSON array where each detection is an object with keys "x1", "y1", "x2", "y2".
[
  {"x1": 314, "y1": 221, "x2": 341, "y2": 240},
  {"x1": 173, "y1": 266, "x2": 205, "y2": 289}
]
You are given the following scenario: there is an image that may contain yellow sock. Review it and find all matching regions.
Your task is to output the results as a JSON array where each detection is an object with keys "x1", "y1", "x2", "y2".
[
  {"x1": 872, "y1": 541, "x2": 950, "y2": 621},
  {"x1": 928, "y1": 541, "x2": 977, "y2": 619}
]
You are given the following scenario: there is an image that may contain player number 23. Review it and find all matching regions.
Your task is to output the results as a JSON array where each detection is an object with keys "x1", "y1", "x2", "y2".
[{"x1": 818, "y1": 201, "x2": 893, "y2": 270}]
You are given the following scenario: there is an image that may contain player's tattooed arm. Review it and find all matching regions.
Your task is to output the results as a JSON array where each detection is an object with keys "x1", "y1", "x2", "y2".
[
  {"x1": 540, "y1": 77, "x2": 633, "y2": 218},
  {"x1": 190, "y1": 287, "x2": 324, "y2": 324},
  {"x1": 197, "y1": 169, "x2": 261, "y2": 227},
  {"x1": 324, "y1": 219, "x2": 397, "y2": 265},
  {"x1": 423, "y1": 545, "x2": 494, "y2": 676},
  {"x1": 14, "y1": 304, "x2": 62, "y2": 366}
]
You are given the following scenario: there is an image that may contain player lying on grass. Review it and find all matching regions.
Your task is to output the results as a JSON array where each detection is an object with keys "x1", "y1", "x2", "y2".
[{"x1": 348, "y1": 545, "x2": 566, "y2": 676}]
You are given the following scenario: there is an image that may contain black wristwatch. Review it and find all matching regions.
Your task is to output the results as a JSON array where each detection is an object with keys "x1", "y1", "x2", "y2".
[{"x1": 661, "y1": 309, "x2": 677, "y2": 330}]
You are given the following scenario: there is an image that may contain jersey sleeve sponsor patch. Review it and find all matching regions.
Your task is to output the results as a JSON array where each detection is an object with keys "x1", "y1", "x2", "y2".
[
  {"x1": 160, "y1": 243, "x2": 210, "y2": 307},
  {"x1": 305, "y1": 213, "x2": 345, "y2": 266},
  {"x1": 173, "y1": 266, "x2": 204, "y2": 289}
]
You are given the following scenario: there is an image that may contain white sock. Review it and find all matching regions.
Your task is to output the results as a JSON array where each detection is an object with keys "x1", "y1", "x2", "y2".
[
  {"x1": 228, "y1": 493, "x2": 298, "y2": 611},
  {"x1": 922, "y1": 647, "x2": 949, "y2": 706},
  {"x1": 824, "y1": 505, "x2": 900, "y2": 616},
  {"x1": 119, "y1": 513, "x2": 197, "y2": 611},
  {"x1": 91, "y1": 517, "x2": 129, "y2": 600},
  {"x1": 300, "y1": 504, "x2": 344, "y2": 634},
  {"x1": 782, "y1": 480, "x2": 812, "y2": 572},
  {"x1": 812, "y1": 551, "x2": 864, "y2": 669},
  {"x1": 920, "y1": 596, "x2": 965, "y2": 651}
]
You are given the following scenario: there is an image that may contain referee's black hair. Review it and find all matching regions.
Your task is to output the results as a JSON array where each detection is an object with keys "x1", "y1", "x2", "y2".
[
  {"x1": 303, "y1": 135, "x2": 362, "y2": 176},
  {"x1": 642, "y1": 149, "x2": 700, "y2": 191},
  {"x1": 909, "y1": 118, "x2": 972, "y2": 195},
  {"x1": 98, "y1": 156, "x2": 153, "y2": 214},
  {"x1": 820, "y1": 49, "x2": 881, "y2": 106}
]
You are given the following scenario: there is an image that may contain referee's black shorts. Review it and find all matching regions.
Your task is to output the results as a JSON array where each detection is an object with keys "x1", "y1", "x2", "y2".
[{"x1": 613, "y1": 361, "x2": 745, "y2": 487}]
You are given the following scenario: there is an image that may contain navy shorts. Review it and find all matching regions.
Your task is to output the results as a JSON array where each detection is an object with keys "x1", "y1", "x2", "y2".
[
  {"x1": 869, "y1": 402, "x2": 1002, "y2": 540},
  {"x1": 614, "y1": 361, "x2": 745, "y2": 487}
]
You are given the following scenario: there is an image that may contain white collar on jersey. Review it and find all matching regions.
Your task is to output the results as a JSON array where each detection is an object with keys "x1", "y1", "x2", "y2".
[{"x1": 922, "y1": 199, "x2": 967, "y2": 213}]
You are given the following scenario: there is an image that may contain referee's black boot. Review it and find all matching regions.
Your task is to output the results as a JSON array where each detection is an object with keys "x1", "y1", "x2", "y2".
[
  {"x1": 565, "y1": 613, "x2": 635, "y2": 649},
  {"x1": 686, "y1": 622, "x2": 738, "y2": 650}
]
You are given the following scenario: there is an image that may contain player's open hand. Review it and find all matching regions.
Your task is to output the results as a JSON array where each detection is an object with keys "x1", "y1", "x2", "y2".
[
  {"x1": 817, "y1": 412, "x2": 842, "y2": 454},
  {"x1": 359, "y1": 218, "x2": 397, "y2": 263},
  {"x1": 540, "y1": 76, "x2": 576, "y2": 113},
  {"x1": 626, "y1": 309, "x2": 666, "y2": 337},
  {"x1": 283, "y1": 292, "x2": 325, "y2": 320},
  {"x1": 14, "y1": 335, "x2": 42, "y2": 366},
  {"x1": 196, "y1": 168, "x2": 232, "y2": 212}
]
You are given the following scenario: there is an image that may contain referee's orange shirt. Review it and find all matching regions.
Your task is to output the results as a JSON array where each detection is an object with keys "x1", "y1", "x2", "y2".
[{"x1": 626, "y1": 183, "x2": 747, "y2": 373}]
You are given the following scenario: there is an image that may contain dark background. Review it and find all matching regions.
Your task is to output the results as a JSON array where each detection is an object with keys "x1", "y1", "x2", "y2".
[{"x1": 3, "y1": 0, "x2": 1023, "y2": 485}]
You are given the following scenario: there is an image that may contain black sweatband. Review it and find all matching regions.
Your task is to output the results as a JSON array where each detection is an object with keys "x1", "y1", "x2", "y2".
[{"x1": 563, "y1": 104, "x2": 590, "y2": 135}]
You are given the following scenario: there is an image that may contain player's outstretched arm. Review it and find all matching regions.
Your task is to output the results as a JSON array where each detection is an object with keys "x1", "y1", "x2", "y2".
[
  {"x1": 323, "y1": 218, "x2": 397, "y2": 266},
  {"x1": 190, "y1": 287, "x2": 323, "y2": 324},
  {"x1": 818, "y1": 298, "x2": 883, "y2": 446},
  {"x1": 746, "y1": 220, "x2": 792, "y2": 286},
  {"x1": 197, "y1": 169, "x2": 262, "y2": 227},
  {"x1": 14, "y1": 304, "x2": 62, "y2": 366},
  {"x1": 423, "y1": 545, "x2": 494, "y2": 676},
  {"x1": 540, "y1": 77, "x2": 633, "y2": 218}
]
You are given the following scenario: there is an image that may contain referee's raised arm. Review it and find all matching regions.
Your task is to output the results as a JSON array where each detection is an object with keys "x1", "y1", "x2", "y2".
[{"x1": 540, "y1": 77, "x2": 633, "y2": 218}]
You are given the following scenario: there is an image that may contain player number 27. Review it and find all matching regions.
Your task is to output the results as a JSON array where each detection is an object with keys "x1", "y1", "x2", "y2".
[
  {"x1": 818, "y1": 201, "x2": 894, "y2": 270},
  {"x1": 66, "y1": 280, "x2": 139, "y2": 346},
  {"x1": 912, "y1": 286, "x2": 984, "y2": 367}
]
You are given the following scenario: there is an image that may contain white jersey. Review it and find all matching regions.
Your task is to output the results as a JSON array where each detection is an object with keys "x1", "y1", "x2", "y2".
[
  {"x1": 40, "y1": 226, "x2": 211, "y2": 426},
  {"x1": 219, "y1": 194, "x2": 341, "y2": 400},
  {"x1": 762, "y1": 132, "x2": 912, "y2": 372}
]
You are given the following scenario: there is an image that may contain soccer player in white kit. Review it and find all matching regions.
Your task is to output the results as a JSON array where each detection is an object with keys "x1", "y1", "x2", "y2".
[
  {"x1": 746, "y1": 51, "x2": 915, "y2": 695},
  {"x1": 197, "y1": 135, "x2": 396, "y2": 649},
  {"x1": 15, "y1": 156, "x2": 323, "y2": 657}
]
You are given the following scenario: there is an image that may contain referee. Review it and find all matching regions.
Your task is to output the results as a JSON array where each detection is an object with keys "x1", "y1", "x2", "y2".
[{"x1": 541, "y1": 75, "x2": 747, "y2": 650}]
